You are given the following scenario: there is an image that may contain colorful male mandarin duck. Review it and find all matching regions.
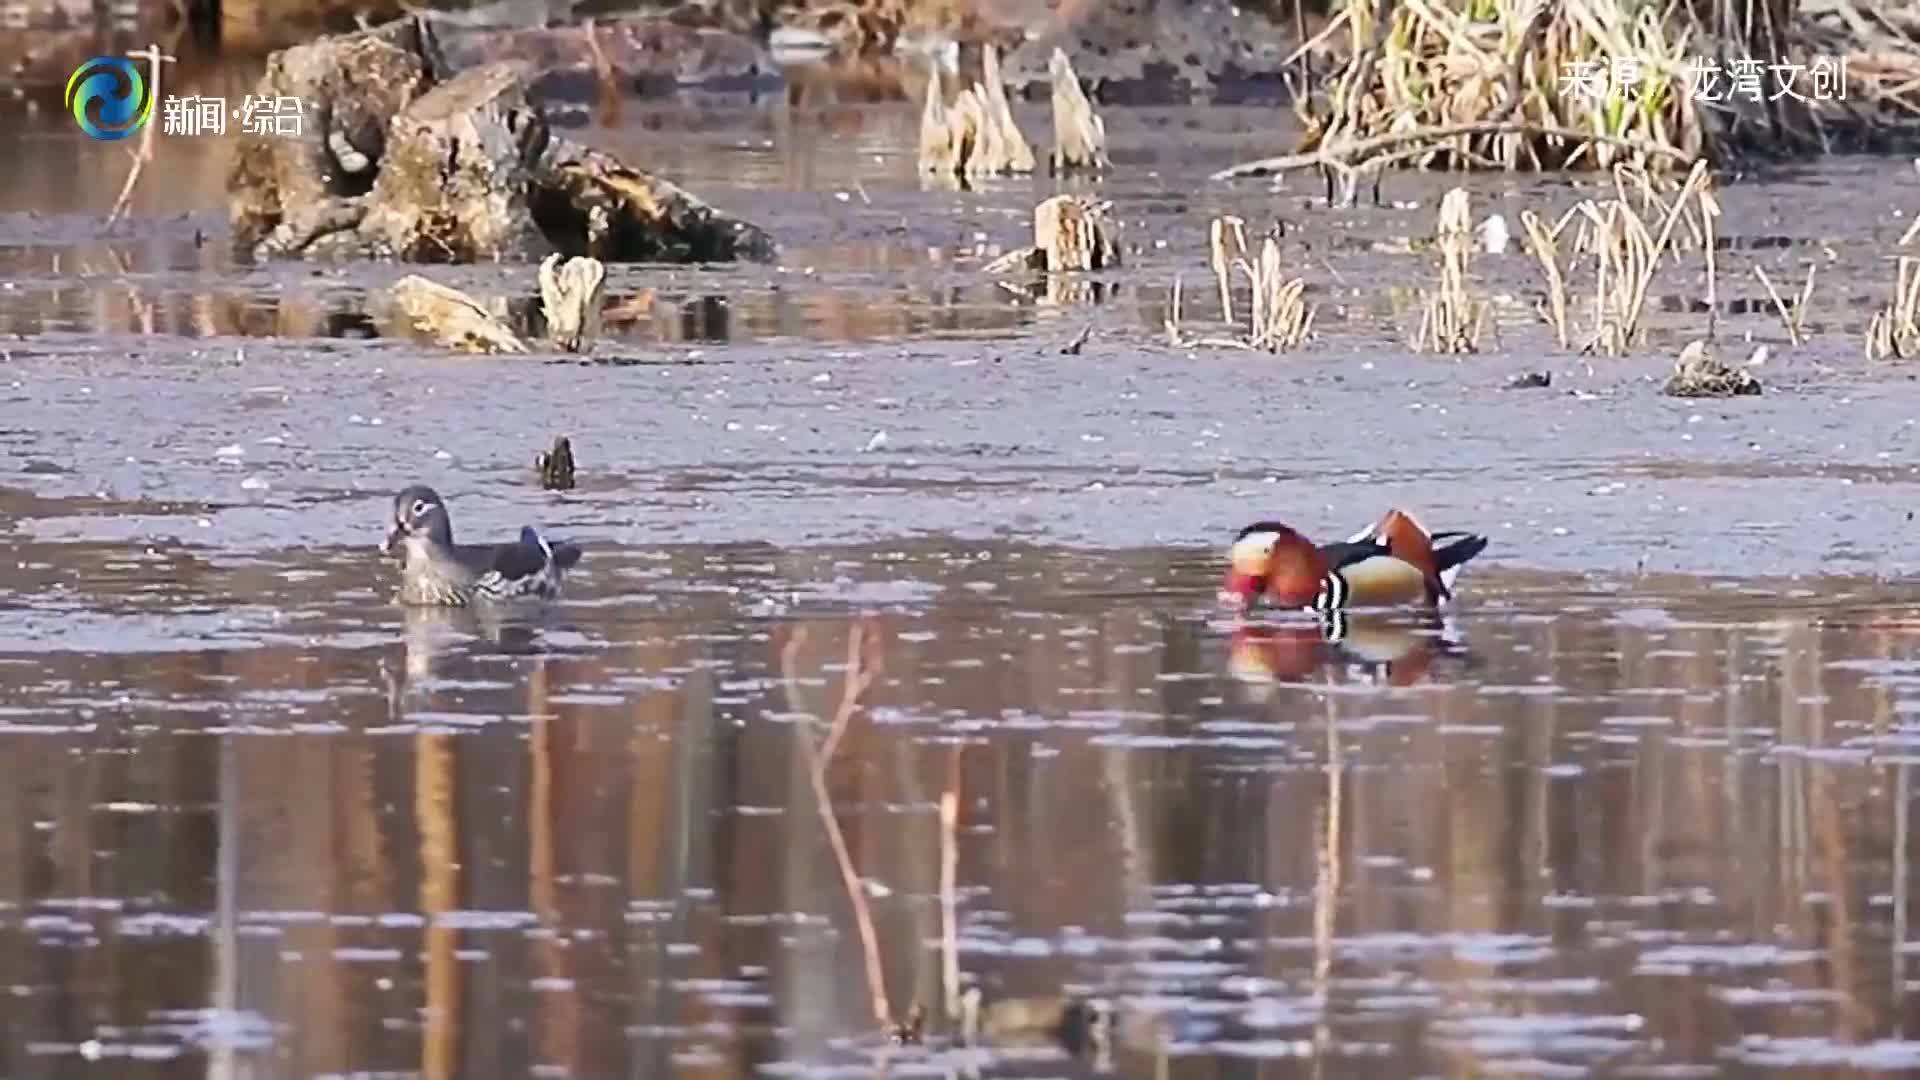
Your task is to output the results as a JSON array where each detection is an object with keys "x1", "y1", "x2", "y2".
[{"x1": 1221, "y1": 509, "x2": 1488, "y2": 612}]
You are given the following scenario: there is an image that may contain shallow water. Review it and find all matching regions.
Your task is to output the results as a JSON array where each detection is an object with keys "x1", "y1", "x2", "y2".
[{"x1": 2, "y1": 536, "x2": 1920, "y2": 1076}]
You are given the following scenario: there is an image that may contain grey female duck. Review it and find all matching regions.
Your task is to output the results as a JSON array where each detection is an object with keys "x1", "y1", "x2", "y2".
[{"x1": 381, "y1": 485, "x2": 581, "y2": 607}]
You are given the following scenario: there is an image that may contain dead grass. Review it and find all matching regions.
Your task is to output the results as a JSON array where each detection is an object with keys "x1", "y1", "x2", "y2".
[
  {"x1": 1169, "y1": 218, "x2": 1315, "y2": 351},
  {"x1": 1414, "y1": 188, "x2": 1487, "y2": 352},
  {"x1": 1216, "y1": 0, "x2": 1714, "y2": 186},
  {"x1": 1867, "y1": 256, "x2": 1920, "y2": 360},
  {"x1": 1520, "y1": 160, "x2": 1716, "y2": 355},
  {"x1": 1753, "y1": 264, "x2": 1816, "y2": 347}
]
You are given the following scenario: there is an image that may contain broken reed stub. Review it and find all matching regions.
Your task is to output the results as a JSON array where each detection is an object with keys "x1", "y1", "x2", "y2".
[
  {"x1": 917, "y1": 47, "x2": 1035, "y2": 179},
  {"x1": 539, "y1": 254, "x2": 606, "y2": 352},
  {"x1": 1049, "y1": 49, "x2": 1107, "y2": 174},
  {"x1": 391, "y1": 274, "x2": 526, "y2": 354},
  {"x1": 982, "y1": 195, "x2": 1120, "y2": 274},
  {"x1": 536, "y1": 435, "x2": 577, "y2": 491}
]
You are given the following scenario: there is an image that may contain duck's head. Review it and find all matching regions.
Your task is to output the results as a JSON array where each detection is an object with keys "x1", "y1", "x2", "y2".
[
  {"x1": 382, "y1": 485, "x2": 451, "y2": 555},
  {"x1": 1221, "y1": 521, "x2": 1326, "y2": 610}
]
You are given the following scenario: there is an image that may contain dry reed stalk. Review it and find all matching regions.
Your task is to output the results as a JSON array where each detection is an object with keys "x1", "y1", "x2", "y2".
[
  {"x1": 538, "y1": 254, "x2": 605, "y2": 352},
  {"x1": 1209, "y1": 216, "x2": 1248, "y2": 326},
  {"x1": 1520, "y1": 208, "x2": 1572, "y2": 348},
  {"x1": 802, "y1": 621, "x2": 892, "y2": 1030},
  {"x1": 1217, "y1": 0, "x2": 1714, "y2": 182},
  {"x1": 105, "y1": 44, "x2": 175, "y2": 228},
  {"x1": 1049, "y1": 49, "x2": 1108, "y2": 174},
  {"x1": 980, "y1": 45, "x2": 1035, "y2": 173},
  {"x1": 1866, "y1": 256, "x2": 1920, "y2": 360},
  {"x1": 1416, "y1": 187, "x2": 1486, "y2": 352},
  {"x1": 1568, "y1": 159, "x2": 1712, "y2": 354},
  {"x1": 1753, "y1": 263, "x2": 1816, "y2": 346},
  {"x1": 1241, "y1": 237, "x2": 1314, "y2": 350},
  {"x1": 919, "y1": 56, "x2": 1033, "y2": 178}
]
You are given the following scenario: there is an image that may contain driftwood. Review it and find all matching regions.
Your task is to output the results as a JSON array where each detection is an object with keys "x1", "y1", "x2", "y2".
[
  {"x1": 983, "y1": 195, "x2": 1119, "y2": 274},
  {"x1": 1049, "y1": 50, "x2": 1108, "y2": 174},
  {"x1": 538, "y1": 254, "x2": 606, "y2": 351},
  {"x1": 390, "y1": 275, "x2": 526, "y2": 354},
  {"x1": 228, "y1": 16, "x2": 775, "y2": 263},
  {"x1": 917, "y1": 45, "x2": 1034, "y2": 178}
]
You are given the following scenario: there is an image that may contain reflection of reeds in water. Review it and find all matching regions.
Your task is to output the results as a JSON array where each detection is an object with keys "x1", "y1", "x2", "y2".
[
  {"x1": 1415, "y1": 187, "x2": 1486, "y2": 353},
  {"x1": 1866, "y1": 256, "x2": 1920, "y2": 360}
]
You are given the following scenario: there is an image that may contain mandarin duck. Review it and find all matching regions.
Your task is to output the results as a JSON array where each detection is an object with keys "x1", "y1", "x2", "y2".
[
  {"x1": 1222, "y1": 509, "x2": 1487, "y2": 612},
  {"x1": 381, "y1": 485, "x2": 581, "y2": 607}
]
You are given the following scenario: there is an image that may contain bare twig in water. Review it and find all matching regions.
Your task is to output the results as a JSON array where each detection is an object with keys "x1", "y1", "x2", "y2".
[
  {"x1": 1754, "y1": 264, "x2": 1816, "y2": 346},
  {"x1": 105, "y1": 44, "x2": 176, "y2": 228},
  {"x1": 803, "y1": 621, "x2": 891, "y2": 1028},
  {"x1": 1060, "y1": 323, "x2": 1093, "y2": 354}
]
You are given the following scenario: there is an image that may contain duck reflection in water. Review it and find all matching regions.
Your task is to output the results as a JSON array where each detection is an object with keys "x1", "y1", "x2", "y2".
[
  {"x1": 389, "y1": 604, "x2": 550, "y2": 692},
  {"x1": 1226, "y1": 611, "x2": 1476, "y2": 696}
]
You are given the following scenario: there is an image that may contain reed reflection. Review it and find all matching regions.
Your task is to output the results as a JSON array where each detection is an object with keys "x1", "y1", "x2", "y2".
[{"x1": 0, "y1": 547, "x2": 1915, "y2": 1077}]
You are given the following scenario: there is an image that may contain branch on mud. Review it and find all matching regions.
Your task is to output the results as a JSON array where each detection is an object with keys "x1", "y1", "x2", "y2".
[
  {"x1": 1211, "y1": 122, "x2": 1700, "y2": 181},
  {"x1": 798, "y1": 620, "x2": 893, "y2": 1031}
]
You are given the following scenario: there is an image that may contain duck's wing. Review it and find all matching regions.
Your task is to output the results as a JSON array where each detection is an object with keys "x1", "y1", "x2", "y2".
[{"x1": 1317, "y1": 537, "x2": 1389, "y2": 571}]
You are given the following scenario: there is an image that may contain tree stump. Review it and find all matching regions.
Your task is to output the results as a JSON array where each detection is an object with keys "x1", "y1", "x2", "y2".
[
  {"x1": 228, "y1": 16, "x2": 439, "y2": 257},
  {"x1": 358, "y1": 63, "x2": 551, "y2": 262},
  {"x1": 228, "y1": 16, "x2": 776, "y2": 264},
  {"x1": 981, "y1": 195, "x2": 1119, "y2": 275}
]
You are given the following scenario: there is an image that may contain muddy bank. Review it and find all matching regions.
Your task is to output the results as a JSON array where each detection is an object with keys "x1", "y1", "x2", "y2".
[{"x1": 3, "y1": 332, "x2": 1917, "y2": 582}]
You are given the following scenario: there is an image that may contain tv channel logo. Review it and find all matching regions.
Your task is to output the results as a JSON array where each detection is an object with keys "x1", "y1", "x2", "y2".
[{"x1": 65, "y1": 56, "x2": 155, "y2": 141}]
